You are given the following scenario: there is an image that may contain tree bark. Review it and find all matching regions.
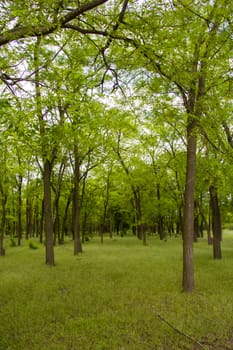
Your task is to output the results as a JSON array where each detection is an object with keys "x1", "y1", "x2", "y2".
[{"x1": 44, "y1": 159, "x2": 55, "y2": 265}]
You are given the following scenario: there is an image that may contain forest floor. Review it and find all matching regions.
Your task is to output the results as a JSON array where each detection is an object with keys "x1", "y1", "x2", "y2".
[{"x1": 0, "y1": 232, "x2": 233, "y2": 350}]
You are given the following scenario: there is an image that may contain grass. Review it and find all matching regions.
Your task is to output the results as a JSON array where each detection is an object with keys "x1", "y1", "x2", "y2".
[{"x1": 0, "y1": 232, "x2": 233, "y2": 350}]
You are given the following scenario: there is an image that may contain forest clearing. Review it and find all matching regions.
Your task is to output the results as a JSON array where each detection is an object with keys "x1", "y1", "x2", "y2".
[{"x1": 1, "y1": 232, "x2": 233, "y2": 350}]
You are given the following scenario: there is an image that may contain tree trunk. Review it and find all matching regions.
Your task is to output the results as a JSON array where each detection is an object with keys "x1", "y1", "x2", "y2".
[
  {"x1": 197, "y1": 201, "x2": 212, "y2": 244},
  {"x1": 33, "y1": 203, "x2": 38, "y2": 237},
  {"x1": 0, "y1": 190, "x2": 7, "y2": 256},
  {"x1": 53, "y1": 161, "x2": 66, "y2": 245},
  {"x1": 16, "y1": 175, "x2": 23, "y2": 246},
  {"x1": 26, "y1": 197, "x2": 33, "y2": 240},
  {"x1": 176, "y1": 206, "x2": 183, "y2": 235},
  {"x1": 194, "y1": 215, "x2": 199, "y2": 242},
  {"x1": 100, "y1": 223, "x2": 104, "y2": 244},
  {"x1": 133, "y1": 188, "x2": 146, "y2": 244},
  {"x1": 109, "y1": 207, "x2": 113, "y2": 238},
  {"x1": 82, "y1": 211, "x2": 88, "y2": 243},
  {"x1": 100, "y1": 172, "x2": 111, "y2": 244},
  {"x1": 73, "y1": 148, "x2": 83, "y2": 255},
  {"x1": 44, "y1": 159, "x2": 55, "y2": 266},
  {"x1": 53, "y1": 194, "x2": 60, "y2": 246},
  {"x1": 209, "y1": 184, "x2": 222, "y2": 259},
  {"x1": 12, "y1": 207, "x2": 16, "y2": 238},
  {"x1": 39, "y1": 199, "x2": 44, "y2": 243},
  {"x1": 157, "y1": 183, "x2": 164, "y2": 240},
  {"x1": 182, "y1": 119, "x2": 196, "y2": 292},
  {"x1": 61, "y1": 193, "x2": 72, "y2": 243}
]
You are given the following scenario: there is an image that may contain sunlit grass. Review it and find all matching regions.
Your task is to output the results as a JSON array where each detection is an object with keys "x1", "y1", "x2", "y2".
[{"x1": 0, "y1": 232, "x2": 233, "y2": 349}]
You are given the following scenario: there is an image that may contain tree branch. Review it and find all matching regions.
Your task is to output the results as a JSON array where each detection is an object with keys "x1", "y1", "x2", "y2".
[
  {"x1": 63, "y1": 24, "x2": 108, "y2": 36},
  {"x1": 199, "y1": 128, "x2": 219, "y2": 151},
  {"x1": 222, "y1": 122, "x2": 233, "y2": 149},
  {"x1": 157, "y1": 314, "x2": 207, "y2": 349},
  {"x1": 176, "y1": 0, "x2": 212, "y2": 26},
  {"x1": 0, "y1": 0, "x2": 108, "y2": 46}
]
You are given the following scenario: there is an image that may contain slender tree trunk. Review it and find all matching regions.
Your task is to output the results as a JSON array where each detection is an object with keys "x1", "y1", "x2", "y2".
[
  {"x1": 157, "y1": 183, "x2": 164, "y2": 240},
  {"x1": 109, "y1": 207, "x2": 113, "y2": 238},
  {"x1": 100, "y1": 172, "x2": 111, "y2": 244},
  {"x1": 16, "y1": 175, "x2": 23, "y2": 246},
  {"x1": 53, "y1": 161, "x2": 66, "y2": 245},
  {"x1": 197, "y1": 201, "x2": 212, "y2": 244},
  {"x1": 61, "y1": 193, "x2": 72, "y2": 242},
  {"x1": 82, "y1": 210, "x2": 88, "y2": 243},
  {"x1": 53, "y1": 216, "x2": 58, "y2": 246},
  {"x1": 53, "y1": 194, "x2": 60, "y2": 246},
  {"x1": 194, "y1": 211, "x2": 199, "y2": 242},
  {"x1": 209, "y1": 184, "x2": 222, "y2": 259},
  {"x1": 0, "y1": 190, "x2": 7, "y2": 256},
  {"x1": 176, "y1": 206, "x2": 183, "y2": 235},
  {"x1": 26, "y1": 197, "x2": 33, "y2": 240},
  {"x1": 199, "y1": 219, "x2": 204, "y2": 238},
  {"x1": 44, "y1": 159, "x2": 55, "y2": 265},
  {"x1": 134, "y1": 191, "x2": 141, "y2": 238},
  {"x1": 100, "y1": 223, "x2": 104, "y2": 244},
  {"x1": 182, "y1": 119, "x2": 196, "y2": 292},
  {"x1": 33, "y1": 203, "x2": 38, "y2": 237},
  {"x1": 134, "y1": 188, "x2": 146, "y2": 245},
  {"x1": 73, "y1": 148, "x2": 83, "y2": 255},
  {"x1": 39, "y1": 199, "x2": 44, "y2": 243},
  {"x1": 11, "y1": 207, "x2": 16, "y2": 237}
]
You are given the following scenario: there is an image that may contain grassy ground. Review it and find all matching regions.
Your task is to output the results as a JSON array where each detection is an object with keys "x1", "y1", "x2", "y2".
[{"x1": 0, "y1": 232, "x2": 233, "y2": 350}]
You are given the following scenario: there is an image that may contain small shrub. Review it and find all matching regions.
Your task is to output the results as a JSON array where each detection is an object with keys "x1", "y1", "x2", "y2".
[{"x1": 28, "y1": 240, "x2": 39, "y2": 250}]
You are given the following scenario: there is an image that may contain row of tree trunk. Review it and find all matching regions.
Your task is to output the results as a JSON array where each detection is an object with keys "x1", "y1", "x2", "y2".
[{"x1": 0, "y1": 173, "x2": 222, "y2": 261}]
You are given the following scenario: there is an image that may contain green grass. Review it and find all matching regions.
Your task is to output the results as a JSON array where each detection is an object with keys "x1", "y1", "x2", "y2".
[{"x1": 0, "y1": 233, "x2": 233, "y2": 350}]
